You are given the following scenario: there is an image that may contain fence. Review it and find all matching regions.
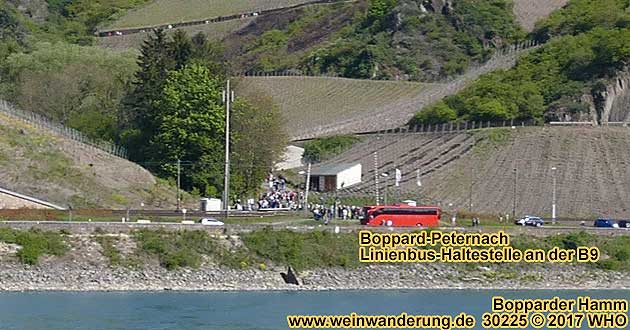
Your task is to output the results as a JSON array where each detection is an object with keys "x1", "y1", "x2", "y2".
[
  {"x1": 0, "y1": 100, "x2": 128, "y2": 159},
  {"x1": 360, "y1": 118, "x2": 539, "y2": 137}
]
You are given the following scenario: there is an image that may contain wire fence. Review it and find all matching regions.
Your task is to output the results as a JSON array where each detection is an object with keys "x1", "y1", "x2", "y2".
[
  {"x1": 0, "y1": 100, "x2": 128, "y2": 159},
  {"x1": 361, "y1": 118, "x2": 539, "y2": 137}
]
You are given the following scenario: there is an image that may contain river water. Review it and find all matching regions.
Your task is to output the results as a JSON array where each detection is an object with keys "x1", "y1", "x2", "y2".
[{"x1": 0, "y1": 290, "x2": 627, "y2": 329}]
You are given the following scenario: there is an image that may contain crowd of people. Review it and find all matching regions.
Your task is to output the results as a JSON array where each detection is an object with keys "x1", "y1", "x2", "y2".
[
  {"x1": 232, "y1": 173, "x2": 365, "y2": 224},
  {"x1": 255, "y1": 174, "x2": 302, "y2": 210},
  {"x1": 311, "y1": 204, "x2": 364, "y2": 224}
]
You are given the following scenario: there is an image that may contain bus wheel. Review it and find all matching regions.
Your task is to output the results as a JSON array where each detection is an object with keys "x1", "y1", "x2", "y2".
[
  {"x1": 416, "y1": 223, "x2": 423, "y2": 227},
  {"x1": 386, "y1": 220, "x2": 393, "y2": 227}
]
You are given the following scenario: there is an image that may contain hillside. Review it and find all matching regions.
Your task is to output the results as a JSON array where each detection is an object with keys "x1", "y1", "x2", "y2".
[
  {"x1": 107, "y1": 0, "x2": 316, "y2": 29},
  {"x1": 318, "y1": 126, "x2": 630, "y2": 219},
  {"x1": 238, "y1": 43, "x2": 534, "y2": 140},
  {"x1": 235, "y1": 76, "x2": 434, "y2": 139},
  {"x1": 225, "y1": 0, "x2": 525, "y2": 81},
  {"x1": 0, "y1": 111, "x2": 183, "y2": 209},
  {"x1": 98, "y1": 18, "x2": 254, "y2": 52}
]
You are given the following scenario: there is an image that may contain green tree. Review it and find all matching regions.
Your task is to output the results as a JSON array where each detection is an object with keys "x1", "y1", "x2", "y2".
[
  {"x1": 470, "y1": 98, "x2": 511, "y2": 121},
  {"x1": 1, "y1": 42, "x2": 136, "y2": 141},
  {"x1": 121, "y1": 29, "x2": 174, "y2": 161},
  {"x1": 169, "y1": 30, "x2": 192, "y2": 70},
  {"x1": 150, "y1": 64, "x2": 225, "y2": 194},
  {"x1": 231, "y1": 94, "x2": 287, "y2": 197}
]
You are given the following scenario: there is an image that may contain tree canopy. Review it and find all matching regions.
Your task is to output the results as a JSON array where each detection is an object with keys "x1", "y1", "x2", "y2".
[{"x1": 410, "y1": 27, "x2": 630, "y2": 125}]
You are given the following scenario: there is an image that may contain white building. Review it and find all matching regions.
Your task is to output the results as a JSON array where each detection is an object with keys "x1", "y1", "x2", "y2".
[
  {"x1": 200, "y1": 198, "x2": 222, "y2": 211},
  {"x1": 309, "y1": 163, "x2": 362, "y2": 192}
]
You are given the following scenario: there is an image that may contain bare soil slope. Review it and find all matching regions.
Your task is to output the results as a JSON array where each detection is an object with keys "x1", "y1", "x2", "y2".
[
  {"x1": 323, "y1": 126, "x2": 630, "y2": 219},
  {"x1": 0, "y1": 112, "x2": 180, "y2": 209},
  {"x1": 513, "y1": 0, "x2": 568, "y2": 31}
]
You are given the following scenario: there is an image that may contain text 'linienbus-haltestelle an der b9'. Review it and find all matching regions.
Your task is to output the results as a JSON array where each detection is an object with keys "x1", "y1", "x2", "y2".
[{"x1": 357, "y1": 230, "x2": 600, "y2": 263}]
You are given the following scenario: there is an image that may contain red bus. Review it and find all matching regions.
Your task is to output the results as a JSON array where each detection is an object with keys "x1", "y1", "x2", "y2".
[{"x1": 361, "y1": 205, "x2": 441, "y2": 227}]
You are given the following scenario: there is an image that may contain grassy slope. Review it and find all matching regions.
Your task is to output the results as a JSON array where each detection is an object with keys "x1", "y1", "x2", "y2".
[
  {"x1": 0, "y1": 112, "x2": 184, "y2": 209},
  {"x1": 235, "y1": 76, "x2": 432, "y2": 139},
  {"x1": 107, "y1": 0, "x2": 314, "y2": 29},
  {"x1": 319, "y1": 126, "x2": 630, "y2": 219}
]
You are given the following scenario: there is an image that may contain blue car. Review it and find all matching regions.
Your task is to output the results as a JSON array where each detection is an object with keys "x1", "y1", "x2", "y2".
[
  {"x1": 594, "y1": 219, "x2": 616, "y2": 228},
  {"x1": 618, "y1": 220, "x2": 630, "y2": 228}
]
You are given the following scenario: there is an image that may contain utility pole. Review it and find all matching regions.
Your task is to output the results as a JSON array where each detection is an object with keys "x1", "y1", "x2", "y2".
[
  {"x1": 469, "y1": 135, "x2": 475, "y2": 213},
  {"x1": 177, "y1": 159, "x2": 181, "y2": 211},
  {"x1": 222, "y1": 80, "x2": 234, "y2": 220},
  {"x1": 416, "y1": 169, "x2": 422, "y2": 205},
  {"x1": 552, "y1": 166, "x2": 557, "y2": 224},
  {"x1": 374, "y1": 151, "x2": 380, "y2": 205},
  {"x1": 469, "y1": 163, "x2": 474, "y2": 213}
]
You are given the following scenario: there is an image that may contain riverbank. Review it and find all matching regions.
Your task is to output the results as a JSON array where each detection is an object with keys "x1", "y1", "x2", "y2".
[
  {"x1": 1, "y1": 228, "x2": 629, "y2": 291},
  {"x1": 1, "y1": 262, "x2": 629, "y2": 291},
  {"x1": 1, "y1": 250, "x2": 628, "y2": 291}
]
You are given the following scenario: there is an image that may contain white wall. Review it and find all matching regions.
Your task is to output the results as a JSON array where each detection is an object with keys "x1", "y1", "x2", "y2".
[{"x1": 337, "y1": 164, "x2": 362, "y2": 189}]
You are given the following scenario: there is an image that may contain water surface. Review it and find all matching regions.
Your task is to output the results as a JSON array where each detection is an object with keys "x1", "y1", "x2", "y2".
[{"x1": 0, "y1": 290, "x2": 627, "y2": 329}]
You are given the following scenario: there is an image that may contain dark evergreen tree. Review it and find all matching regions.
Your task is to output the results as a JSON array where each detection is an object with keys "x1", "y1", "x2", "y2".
[
  {"x1": 120, "y1": 29, "x2": 174, "y2": 163},
  {"x1": 190, "y1": 32, "x2": 227, "y2": 78},
  {"x1": 169, "y1": 30, "x2": 192, "y2": 70}
]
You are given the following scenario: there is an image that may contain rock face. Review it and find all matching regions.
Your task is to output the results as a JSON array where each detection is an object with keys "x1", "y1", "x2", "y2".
[
  {"x1": 600, "y1": 72, "x2": 630, "y2": 124},
  {"x1": 548, "y1": 71, "x2": 630, "y2": 125}
]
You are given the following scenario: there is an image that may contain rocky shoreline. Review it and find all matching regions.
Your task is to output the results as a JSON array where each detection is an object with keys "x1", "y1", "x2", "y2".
[
  {"x1": 1, "y1": 261, "x2": 628, "y2": 292},
  {"x1": 1, "y1": 231, "x2": 629, "y2": 292}
]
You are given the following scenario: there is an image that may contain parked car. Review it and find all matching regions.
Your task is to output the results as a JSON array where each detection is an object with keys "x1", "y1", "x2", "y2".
[
  {"x1": 617, "y1": 220, "x2": 630, "y2": 228},
  {"x1": 525, "y1": 217, "x2": 544, "y2": 227},
  {"x1": 515, "y1": 215, "x2": 544, "y2": 227},
  {"x1": 199, "y1": 218, "x2": 224, "y2": 226},
  {"x1": 594, "y1": 218, "x2": 617, "y2": 228}
]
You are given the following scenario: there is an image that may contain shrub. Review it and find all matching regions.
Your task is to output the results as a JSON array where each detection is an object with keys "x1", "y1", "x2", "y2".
[
  {"x1": 0, "y1": 228, "x2": 67, "y2": 265},
  {"x1": 241, "y1": 228, "x2": 360, "y2": 271},
  {"x1": 409, "y1": 101, "x2": 457, "y2": 126}
]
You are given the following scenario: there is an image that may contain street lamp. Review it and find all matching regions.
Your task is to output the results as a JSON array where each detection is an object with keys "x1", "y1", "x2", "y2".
[
  {"x1": 551, "y1": 166, "x2": 557, "y2": 224},
  {"x1": 381, "y1": 172, "x2": 389, "y2": 205}
]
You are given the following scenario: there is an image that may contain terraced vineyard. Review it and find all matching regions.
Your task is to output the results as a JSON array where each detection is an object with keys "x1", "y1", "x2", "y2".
[
  {"x1": 513, "y1": 0, "x2": 568, "y2": 31},
  {"x1": 238, "y1": 42, "x2": 537, "y2": 140},
  {"x1": 235, "y1": 76, "x2": 434, "y2": 139},
  {"x1": 98, "y1": 18, "x2": 254, "y2": 52},
  {"x1": 108, "y1": 0, "x2": 316, "y2": 29},
  {"x1": 318, "y1": 126, "x2": 630, "y2": 219}
]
